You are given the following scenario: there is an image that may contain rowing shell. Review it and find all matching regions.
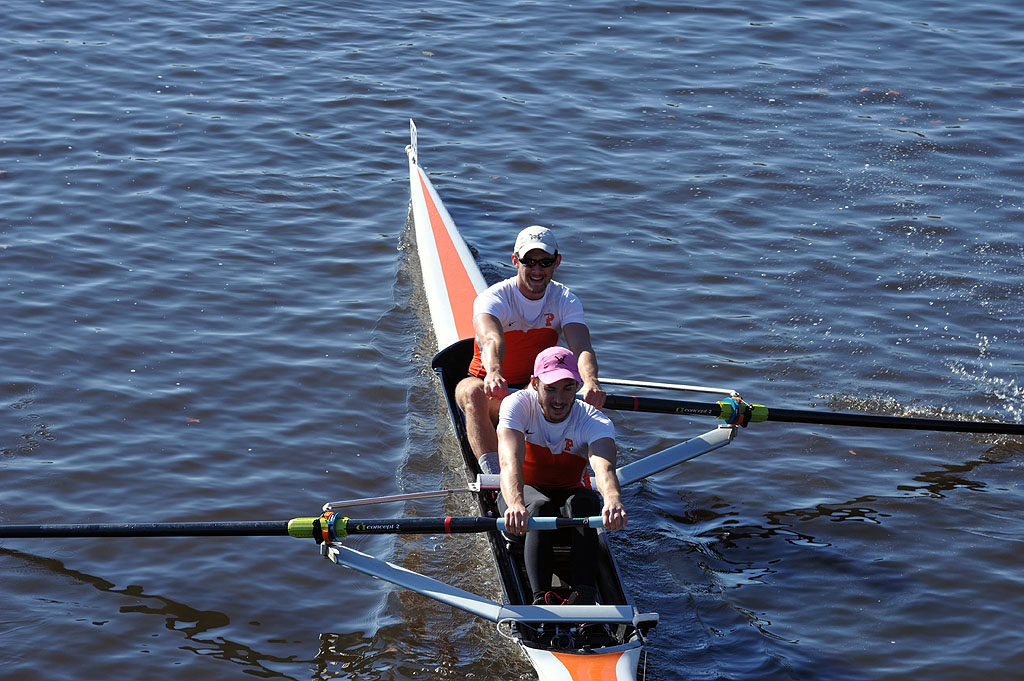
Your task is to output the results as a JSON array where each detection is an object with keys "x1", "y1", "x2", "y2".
[
  {"x1": 407, "y1": 120, "x2": 716, "y2": 680},
  {"x1": 320, "y1": 120, "x2": 734, "y2": 681},
  {"x1": 409, "y1": 121, "x2": 649, "y2": 679}
]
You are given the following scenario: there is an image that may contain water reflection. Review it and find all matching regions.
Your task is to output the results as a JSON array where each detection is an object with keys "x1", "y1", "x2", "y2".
[
  {"x1": 767, "y1": 498, "x2": 889, "y2": 527},
  {"x1": 314, "y1": 632, "x2": 392, "y2": 681},
  {"x1": 897, "y1": 439, "x2": 1024, "y2": 497},
  {"x1": 0, "y1": 547, "x2": 310, "y2": 679},
  {"x1": 316, "y1": 616, "x2": 529, "y2": 681},
  {"x1": 899, "y1": 460, "x2": 987, "y2": 497}
]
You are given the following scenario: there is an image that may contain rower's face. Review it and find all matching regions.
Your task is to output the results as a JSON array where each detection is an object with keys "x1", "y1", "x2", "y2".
[
  {"x1": 514, "y1": 249, "x2": 560, "y2": 300},
  {"x1": 534, "y1": 377, "x2": 578, "y2": 423}
]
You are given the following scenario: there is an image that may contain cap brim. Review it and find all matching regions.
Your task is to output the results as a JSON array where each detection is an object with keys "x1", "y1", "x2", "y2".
[
  {"x1": 534, "y1": 370, "x2": 582, "y2": 385},
  {"x1": 516, "y1": 241, "x2": 557, "y2": 257}
]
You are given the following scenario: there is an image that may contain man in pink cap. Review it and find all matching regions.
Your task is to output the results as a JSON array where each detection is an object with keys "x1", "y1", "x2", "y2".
[
  {"x1": 456, "y1": 225, "x2": 606, "y2": 477},
  {"x1": 496, "y1": 346, "x2": 626, "y2": 605}
]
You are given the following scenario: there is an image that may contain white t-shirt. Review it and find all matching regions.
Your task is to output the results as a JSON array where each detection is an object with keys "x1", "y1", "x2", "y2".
[
  {"x1": 498, "y1": 387, "x2": 614, "y2": 489},
  {"x1": 468, "y1": 277, "x2": 586, "y2": 384}
]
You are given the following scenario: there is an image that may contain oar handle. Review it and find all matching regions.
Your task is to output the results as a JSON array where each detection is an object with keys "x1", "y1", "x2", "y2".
[{"x1": 500, "y1": 515, "x2": 605, "y2": 532}]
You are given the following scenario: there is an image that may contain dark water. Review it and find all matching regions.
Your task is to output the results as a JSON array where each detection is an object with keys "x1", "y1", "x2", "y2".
[{"x1": 3, "y1": 1, "x2": 1024, "y2": 679}]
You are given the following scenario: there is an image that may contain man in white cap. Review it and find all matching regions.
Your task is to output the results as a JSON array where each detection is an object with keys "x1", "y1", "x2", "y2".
[
  {"x1": 497, "y1": 346, "x2": 625, "y2": 605},
  {"x1": 455, "y1": 225, "x2": 606, "y2": 476}
]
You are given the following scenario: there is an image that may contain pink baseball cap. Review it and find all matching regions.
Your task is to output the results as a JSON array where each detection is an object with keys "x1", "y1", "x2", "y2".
[{"x1": 533, "y1": 346, "x2": 582, "y2": 385}]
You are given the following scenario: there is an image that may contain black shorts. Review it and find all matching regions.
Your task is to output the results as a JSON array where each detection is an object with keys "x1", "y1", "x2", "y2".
[{"x1": 498, "y1": 484, "x2": 601, "y2": 518}]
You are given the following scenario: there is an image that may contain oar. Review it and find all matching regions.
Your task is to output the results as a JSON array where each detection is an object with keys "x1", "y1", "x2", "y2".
[
  {"x1": 603, "y1": 393, "x2": 1024, "y2": 435},
  {"x1": 0, "y1": 514, "x2": 605, "y2": 543}
]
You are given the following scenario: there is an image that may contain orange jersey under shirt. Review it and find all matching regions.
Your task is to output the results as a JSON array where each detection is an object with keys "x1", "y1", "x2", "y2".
[
  {"x1": 497, "y1": 388, "x2": 615, "y2": 489},
  {"x1": 467, "y1": 277, "x2": 585, "y2": 385}
]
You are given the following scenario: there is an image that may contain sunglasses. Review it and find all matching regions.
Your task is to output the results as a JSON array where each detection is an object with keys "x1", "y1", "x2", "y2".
[{"x1": 519, "y1": 255, "x2": 558, "y2": 268}]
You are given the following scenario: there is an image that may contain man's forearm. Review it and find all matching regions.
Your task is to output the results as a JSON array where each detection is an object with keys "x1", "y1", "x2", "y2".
[{"x1": 577, "y1": 349, "x2": 600, "y2": 385}]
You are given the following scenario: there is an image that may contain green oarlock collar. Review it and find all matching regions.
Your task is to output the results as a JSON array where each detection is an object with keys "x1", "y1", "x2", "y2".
[
  {"x1": 287, "y1": 517, "x2": 318, "y2": 539},
  {"x1": 716, "y1": 399, "x2": 768, "y2": 427}
]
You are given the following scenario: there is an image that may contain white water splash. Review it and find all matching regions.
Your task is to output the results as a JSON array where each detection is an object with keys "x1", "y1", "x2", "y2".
[{"x1": 948, "y1": 333, "x2": 1024, "y2": 424}]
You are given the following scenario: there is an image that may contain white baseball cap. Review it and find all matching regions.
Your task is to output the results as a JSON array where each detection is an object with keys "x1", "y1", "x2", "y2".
[{"x1": 514, "y1": 225, "x2": 558, "y2": 258}]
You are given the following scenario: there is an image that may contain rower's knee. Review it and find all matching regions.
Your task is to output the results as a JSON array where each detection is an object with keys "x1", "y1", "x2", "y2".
[
  {"x1": 456, "y1": 377, "x2": 500, "y2": 458},
  {"x1": 455, "y1": 377, "x2": 487, "y2": 412},
  {"x1": 456, "y1": 377, "x2": 502, "y2": 426}
]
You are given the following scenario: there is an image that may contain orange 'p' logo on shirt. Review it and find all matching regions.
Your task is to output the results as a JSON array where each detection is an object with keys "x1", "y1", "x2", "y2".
[
  {"x1": 544, "y1": 313, "x2": 555, "y2": 327},
  {"x1": 563, "y1": 438, "x2": 574, "y2": 453}
]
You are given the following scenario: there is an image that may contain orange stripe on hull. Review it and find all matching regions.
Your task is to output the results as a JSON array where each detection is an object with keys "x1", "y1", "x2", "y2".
[
  {"x1": 550, "y1": 650, "x2": 625, "y2": 681},
  {"x1": 419, "y1": 171, "x2": 478, "y2": 340}
]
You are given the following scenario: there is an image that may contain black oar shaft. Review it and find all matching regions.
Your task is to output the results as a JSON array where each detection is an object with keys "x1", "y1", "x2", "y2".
[
  {"x1": 603, "y1": 393, "x2": 1024, "y2": 435},
  {"x1": 0, "y1": 516, "x2": 601, "y2": 541},
  {"x1": 0, "y1": 519, "x2": 497, "y2": 540},
  {"x1": 337, "y1": 516, "x2": 497, "y2": 535},
  {"x1": 604, "y1": 394, "x2": 720, "y2": 417},
  {"x1": 321, "y1": 515, "x2": 601, "y2": 541},
  {"x1": 0, "y1": 521, "x2": 290, "y2": 539},
  {"x1": 764, "y1": 407, "x2": 1024, "y2": 434}
]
